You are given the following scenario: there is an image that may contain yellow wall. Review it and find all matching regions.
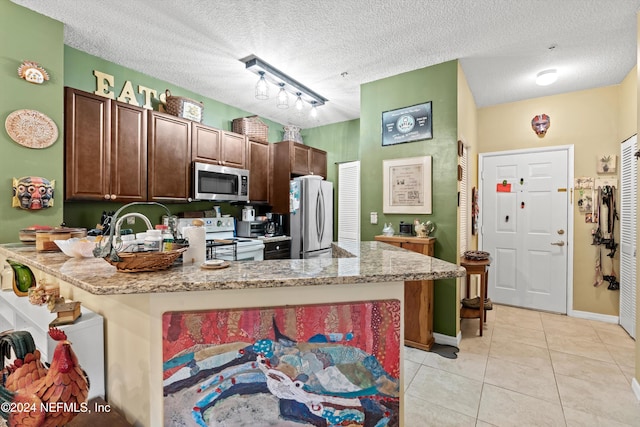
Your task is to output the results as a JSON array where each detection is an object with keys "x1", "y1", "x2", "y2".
[
  {"x1": 457, "y1": 64, "x2": 478, "y2": 335},
  {"x1": 635, "y1": 11, "x2": 640, "y2": 398},
  {"x1": 478, "y1": 85, "x2": 625, "y2": 316}
]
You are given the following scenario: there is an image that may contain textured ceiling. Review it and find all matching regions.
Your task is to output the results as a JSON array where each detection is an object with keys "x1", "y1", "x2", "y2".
[{"x1": 12, "y1": 0, "x2": 640, "y2": 130}]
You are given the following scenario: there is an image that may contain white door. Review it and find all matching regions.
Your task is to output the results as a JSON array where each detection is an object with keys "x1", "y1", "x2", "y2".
[
  {"x1": 338, "y1": 161, "x2": 361, "y2": 242},
  {"x1": 620, "y1": 135, "x2": 637, "y2": 338},
  {"x1": 481, "y1": 148, "x2": 570, "y2": 313}
]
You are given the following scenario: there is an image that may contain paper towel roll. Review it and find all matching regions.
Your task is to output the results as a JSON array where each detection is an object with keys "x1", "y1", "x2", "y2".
[{"x1": 183, "y1": 225, "x2": 205, "y2": 265}]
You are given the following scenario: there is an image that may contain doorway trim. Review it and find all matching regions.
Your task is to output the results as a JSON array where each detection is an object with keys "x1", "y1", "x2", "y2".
[{"x1": 478, "y1": 144, "x2": 574, "y2": 315}]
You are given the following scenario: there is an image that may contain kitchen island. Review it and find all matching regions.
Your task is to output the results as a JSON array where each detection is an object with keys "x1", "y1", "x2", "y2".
[{"x1": 0, "y1": 241, "x2": 465, "y2": 427}]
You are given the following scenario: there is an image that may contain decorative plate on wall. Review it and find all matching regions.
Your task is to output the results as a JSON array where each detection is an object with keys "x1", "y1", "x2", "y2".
[{"x1": 4, "y1": 109, "x2": 58, "y2": 149}]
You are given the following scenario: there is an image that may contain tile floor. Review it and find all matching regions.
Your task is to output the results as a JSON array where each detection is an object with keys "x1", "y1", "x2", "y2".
[{"x1": 404, "y1": 304, "x2": 640, "y2": 426}]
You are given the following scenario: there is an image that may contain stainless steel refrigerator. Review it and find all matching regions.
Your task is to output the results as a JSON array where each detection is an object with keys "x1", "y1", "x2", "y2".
[{"x1": 290, "y1": 176, "x2": 333, "y2": 258}]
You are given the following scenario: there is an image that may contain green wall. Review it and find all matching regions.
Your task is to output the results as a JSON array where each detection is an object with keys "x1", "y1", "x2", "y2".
[
  {"x1": 63, "y1": 47, "x2": 286, "y2": 229},
  {"x1": 302, "y1": 119, "x2": 360, "y2": 239},
  {"x1": 0, "y1": 1, "x2": 64, "y2": 243},
  {"x1": 360, "y1": 61, "x2": 460, "y2": 336}
]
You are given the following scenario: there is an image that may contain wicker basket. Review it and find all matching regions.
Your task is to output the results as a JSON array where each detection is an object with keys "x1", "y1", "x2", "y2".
[
  {"x1": 164, "y1": 89, "x2": 204, "y2": 122},
  {"x1": 105, "y1": 247, "x2": 187, "y2": 273},
  {"x1": 232, "y1": 115, "x2": 268, "y2": 142}
]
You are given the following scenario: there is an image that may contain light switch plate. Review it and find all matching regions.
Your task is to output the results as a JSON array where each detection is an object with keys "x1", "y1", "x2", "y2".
[
  {"x1": 127, "y1": 217, "x2": 135, "y2": 225},
  {"x1": 370, "y1": 212, "x2": 378, "y2": 224}
]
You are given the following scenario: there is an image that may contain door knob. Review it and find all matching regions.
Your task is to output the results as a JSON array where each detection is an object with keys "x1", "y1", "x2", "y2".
[{"x1": 551, "y1": 241, "x2": 565, "y2": 246}]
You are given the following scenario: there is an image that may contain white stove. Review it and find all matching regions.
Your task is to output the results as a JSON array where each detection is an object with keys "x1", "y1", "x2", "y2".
[{"x1": 176, "y1": 218, "x2": 265, "y2": 261}]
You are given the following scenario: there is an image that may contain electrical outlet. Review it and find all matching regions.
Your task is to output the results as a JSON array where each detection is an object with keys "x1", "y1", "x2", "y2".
[
  {"x1": 127, "y1": 217, "x2": 135, "y2": 225},
  {"x1": 370, "y1": 212, "x2": 378, "y2": 224}
]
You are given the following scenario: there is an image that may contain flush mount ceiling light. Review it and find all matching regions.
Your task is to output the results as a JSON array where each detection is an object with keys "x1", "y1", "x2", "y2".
[
  {"x1": 536, "y1": 69, "x2": 558, "y2": 86},
  {"x1": 242, "y1": 55, "x2": 328, "y2": 109}
]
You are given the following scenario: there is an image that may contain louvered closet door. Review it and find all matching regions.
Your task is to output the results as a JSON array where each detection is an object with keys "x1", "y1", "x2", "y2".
[
  {"x1": 620, "y1": 135, "x2": 637, "y2": 338},
  {"x1": 338, "y1": 161, "x2": 360, "y2": 241}
]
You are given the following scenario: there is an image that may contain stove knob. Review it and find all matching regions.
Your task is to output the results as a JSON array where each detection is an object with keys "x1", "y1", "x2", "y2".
[{"x1": 217, "y1": 220, "x2": 222, "y2": 227}]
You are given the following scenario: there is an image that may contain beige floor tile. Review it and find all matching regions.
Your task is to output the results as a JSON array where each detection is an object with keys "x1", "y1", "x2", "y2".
[
  {"x1": 405, "y1": 365, "x2": 482, "y2": 418},
  {"x1": 404, "y1": 394, "x2": 476, "y2": 427},
  {"x1": 618, "y1": 363, "x2": 637, "y2": 385},
  {"x1": 477, "y1": 383, "x2": 565, "y2": 427},
  {"x1": 556, "y1": 373, "x2": 640, "y2": 426},
  {"x1": 421, "y1": 345, "x2": 488, "y2": 382},
  {"x1": 546, "y1": 334, "x2": 614, "y2": 363},
  {"x1": 549, "y1": 350, "x2": 629, "y2": 389},
  {"x1": 475, "y1": 421, "x2": 498, "y2": 427},
  {"x1": 458, "y1": 333, "x2": 492, "y2": 356},
  {"x1": 404, "y1": 346, "x2": 427, "y2": 364},
  {"x1": 488, "y1": 338, "x2": 552, "y2": 370},
  {"x1": 541, "y1": 311, "x2": 596, "y2": 328},
  {"x1": 542, "y1": 321, "x2": 601, "y2": 343},
  {"x1": 596, "y1": 327, "x2": 636, "y2": 348},
  {"x1": 589, "y1": 318, "x2": 627, "y2": 333},
  {"x1": 484, "y1": 357, "x2": 559, "y2": 404},
  {"x1": 490, "y1": 323, "x2": 548, "y2": 349},
  {"x1": 404, "y1": 359, "x2": 420, "y2": 391},
  {"x1": 494, "y1": 307, "x2": 544, "y2": 332},
  {"x1": 563, "y1": 406, "x2": 636, "y2": 427},
  {"x1": 461, "y1": 317, "x2": 493, "y2": 338},
  {"x1": 607, "y1": 344, "x2": 636, "y2": 368}
]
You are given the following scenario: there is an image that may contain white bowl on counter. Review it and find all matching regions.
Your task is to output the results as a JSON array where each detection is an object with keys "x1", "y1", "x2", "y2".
[{"x1": 54, "y1": 237, "x2": 98, "y2": 258}]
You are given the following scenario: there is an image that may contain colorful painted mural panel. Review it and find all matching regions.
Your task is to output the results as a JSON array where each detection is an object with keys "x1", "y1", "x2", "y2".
[{"x1": 163, "y1": 300, "x2": 401, "y2": 426}]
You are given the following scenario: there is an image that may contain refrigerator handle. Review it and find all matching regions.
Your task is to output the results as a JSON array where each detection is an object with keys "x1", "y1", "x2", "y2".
[{"x1": 317, "y1": 188, "x2": 324, "y2": 241}]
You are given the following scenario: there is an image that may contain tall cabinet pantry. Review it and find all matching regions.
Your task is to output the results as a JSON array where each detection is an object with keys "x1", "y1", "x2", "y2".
[{"x1": 620, "y1": 134, "x2": 637, "y2": 338}]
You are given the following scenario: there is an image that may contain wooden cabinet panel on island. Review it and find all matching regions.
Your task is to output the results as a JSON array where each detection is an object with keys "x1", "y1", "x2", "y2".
[
  {"x1": 374, "y1": 235, "x2": 436, "y2": 351},
  {"x1": 247, "y1": 138, "x2": 270, "y2": 203},
  {"x1": 148, "y1": 110, "x2": 192, "y2": 202},
  {"x1": 192, "y1": 123, "x2": 246, "y2": 168},
  {"x1": 64, "y1": 87, "x2": 147, "y2": 202}
]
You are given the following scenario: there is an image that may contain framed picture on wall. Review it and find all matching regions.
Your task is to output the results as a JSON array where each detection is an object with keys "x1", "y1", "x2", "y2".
[
  {"x1": 381, "y1": 101, "x2": 432, "y2": 146},
  {"x1": 383, "y1": 156, "x2": 432, "y2": 214}
]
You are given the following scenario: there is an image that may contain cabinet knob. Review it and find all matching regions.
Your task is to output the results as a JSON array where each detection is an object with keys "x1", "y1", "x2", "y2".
[
  {"x1": 104, "y1": 194, "x2": 110, "y2": 200},
  {"x1": 110, "y1": 194, "x2": 116, "y2": 200},
  {"x1": 275, "y1": 245, "x2": 280, "y2": 250}
]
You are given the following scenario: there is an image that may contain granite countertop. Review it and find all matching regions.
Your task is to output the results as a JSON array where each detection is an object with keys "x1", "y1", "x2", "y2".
[{"x1": 0, "y1": 241, "x2": 465, "y2": 296}]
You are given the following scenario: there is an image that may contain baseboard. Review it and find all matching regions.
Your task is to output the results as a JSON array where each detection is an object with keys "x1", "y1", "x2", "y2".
[
  {"x1": 434, "y1": 331, "x2": 461, "y2": 347},
  {"x1": 633, "y1": 378, "x2": 640, "y2": 402},
  {"x1": 569, "y1": 310, "x2": 619, "y2": 324}
]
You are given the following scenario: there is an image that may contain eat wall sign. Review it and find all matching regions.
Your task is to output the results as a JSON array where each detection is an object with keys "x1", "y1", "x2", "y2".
[{"x1": 93, "y1": 70, "x2": 166, "y2": 110}]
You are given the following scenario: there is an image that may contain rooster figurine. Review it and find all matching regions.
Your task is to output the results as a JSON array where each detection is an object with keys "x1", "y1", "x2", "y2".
[{"x1": 0, "y1": 328, "x2": 89, "y2": 427}]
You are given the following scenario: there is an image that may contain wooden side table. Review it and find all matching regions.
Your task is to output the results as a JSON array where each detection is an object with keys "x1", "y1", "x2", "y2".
[
  {"x1": 460, "y1": 258, "x2": 491, "y2": 336},
  {"x1": 374, "y1": 235, "x2": 436, "y2": 350}
]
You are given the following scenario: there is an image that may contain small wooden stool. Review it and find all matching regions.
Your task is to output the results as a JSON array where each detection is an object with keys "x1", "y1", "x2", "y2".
[{"x1": 460, "y1": 258, "x2": 491, "y2": 336}]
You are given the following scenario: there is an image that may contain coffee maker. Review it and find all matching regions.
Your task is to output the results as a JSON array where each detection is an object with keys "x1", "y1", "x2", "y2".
[{"x1": 266, "y1": 213, "x2": 286, "y2": 236}]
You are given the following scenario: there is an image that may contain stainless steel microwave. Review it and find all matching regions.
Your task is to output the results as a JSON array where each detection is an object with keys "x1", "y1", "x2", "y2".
[{"x1": 192, "y1": 162, "x2": 249, "y2": 202}]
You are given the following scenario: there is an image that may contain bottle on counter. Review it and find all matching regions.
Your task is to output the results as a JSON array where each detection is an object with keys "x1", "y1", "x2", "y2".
[
  {"x1": 156, "y1": 224, "x2": 174, "y2": 251},
  {"x1": 143, "y1": 229, "x2": 162, "y2": 252}
]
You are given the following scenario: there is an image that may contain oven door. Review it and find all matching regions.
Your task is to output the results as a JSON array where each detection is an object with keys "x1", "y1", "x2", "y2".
[{"x1": 235, "y1": 243, "x2": 265, "y2": 261}]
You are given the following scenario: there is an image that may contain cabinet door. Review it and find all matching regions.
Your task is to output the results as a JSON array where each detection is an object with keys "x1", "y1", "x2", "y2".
[
  {"x1": 111, "y1": 101, "x2": 147, "y2": 202},
  {"x1": 310, "y1": 147, "x2": 327, "y2": 178},
  {"x1": 221, "y1": 131, "x2": 246, "y2": 168},
  {"x1": 192, "y1": 123, "x2": 221, "y2": 164},
  {"x1": 148, "y1": 111, "x2": 192, "y2": 202},
  {"x1": 64, "y1": 88, "x2": 111, "y2": 200},
  {"x1": 247, "y1": 139, "x2": 269, "y2": 203},
  {"x1": 291, "y1": 143, "x2": 311, "y2": 175}
]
